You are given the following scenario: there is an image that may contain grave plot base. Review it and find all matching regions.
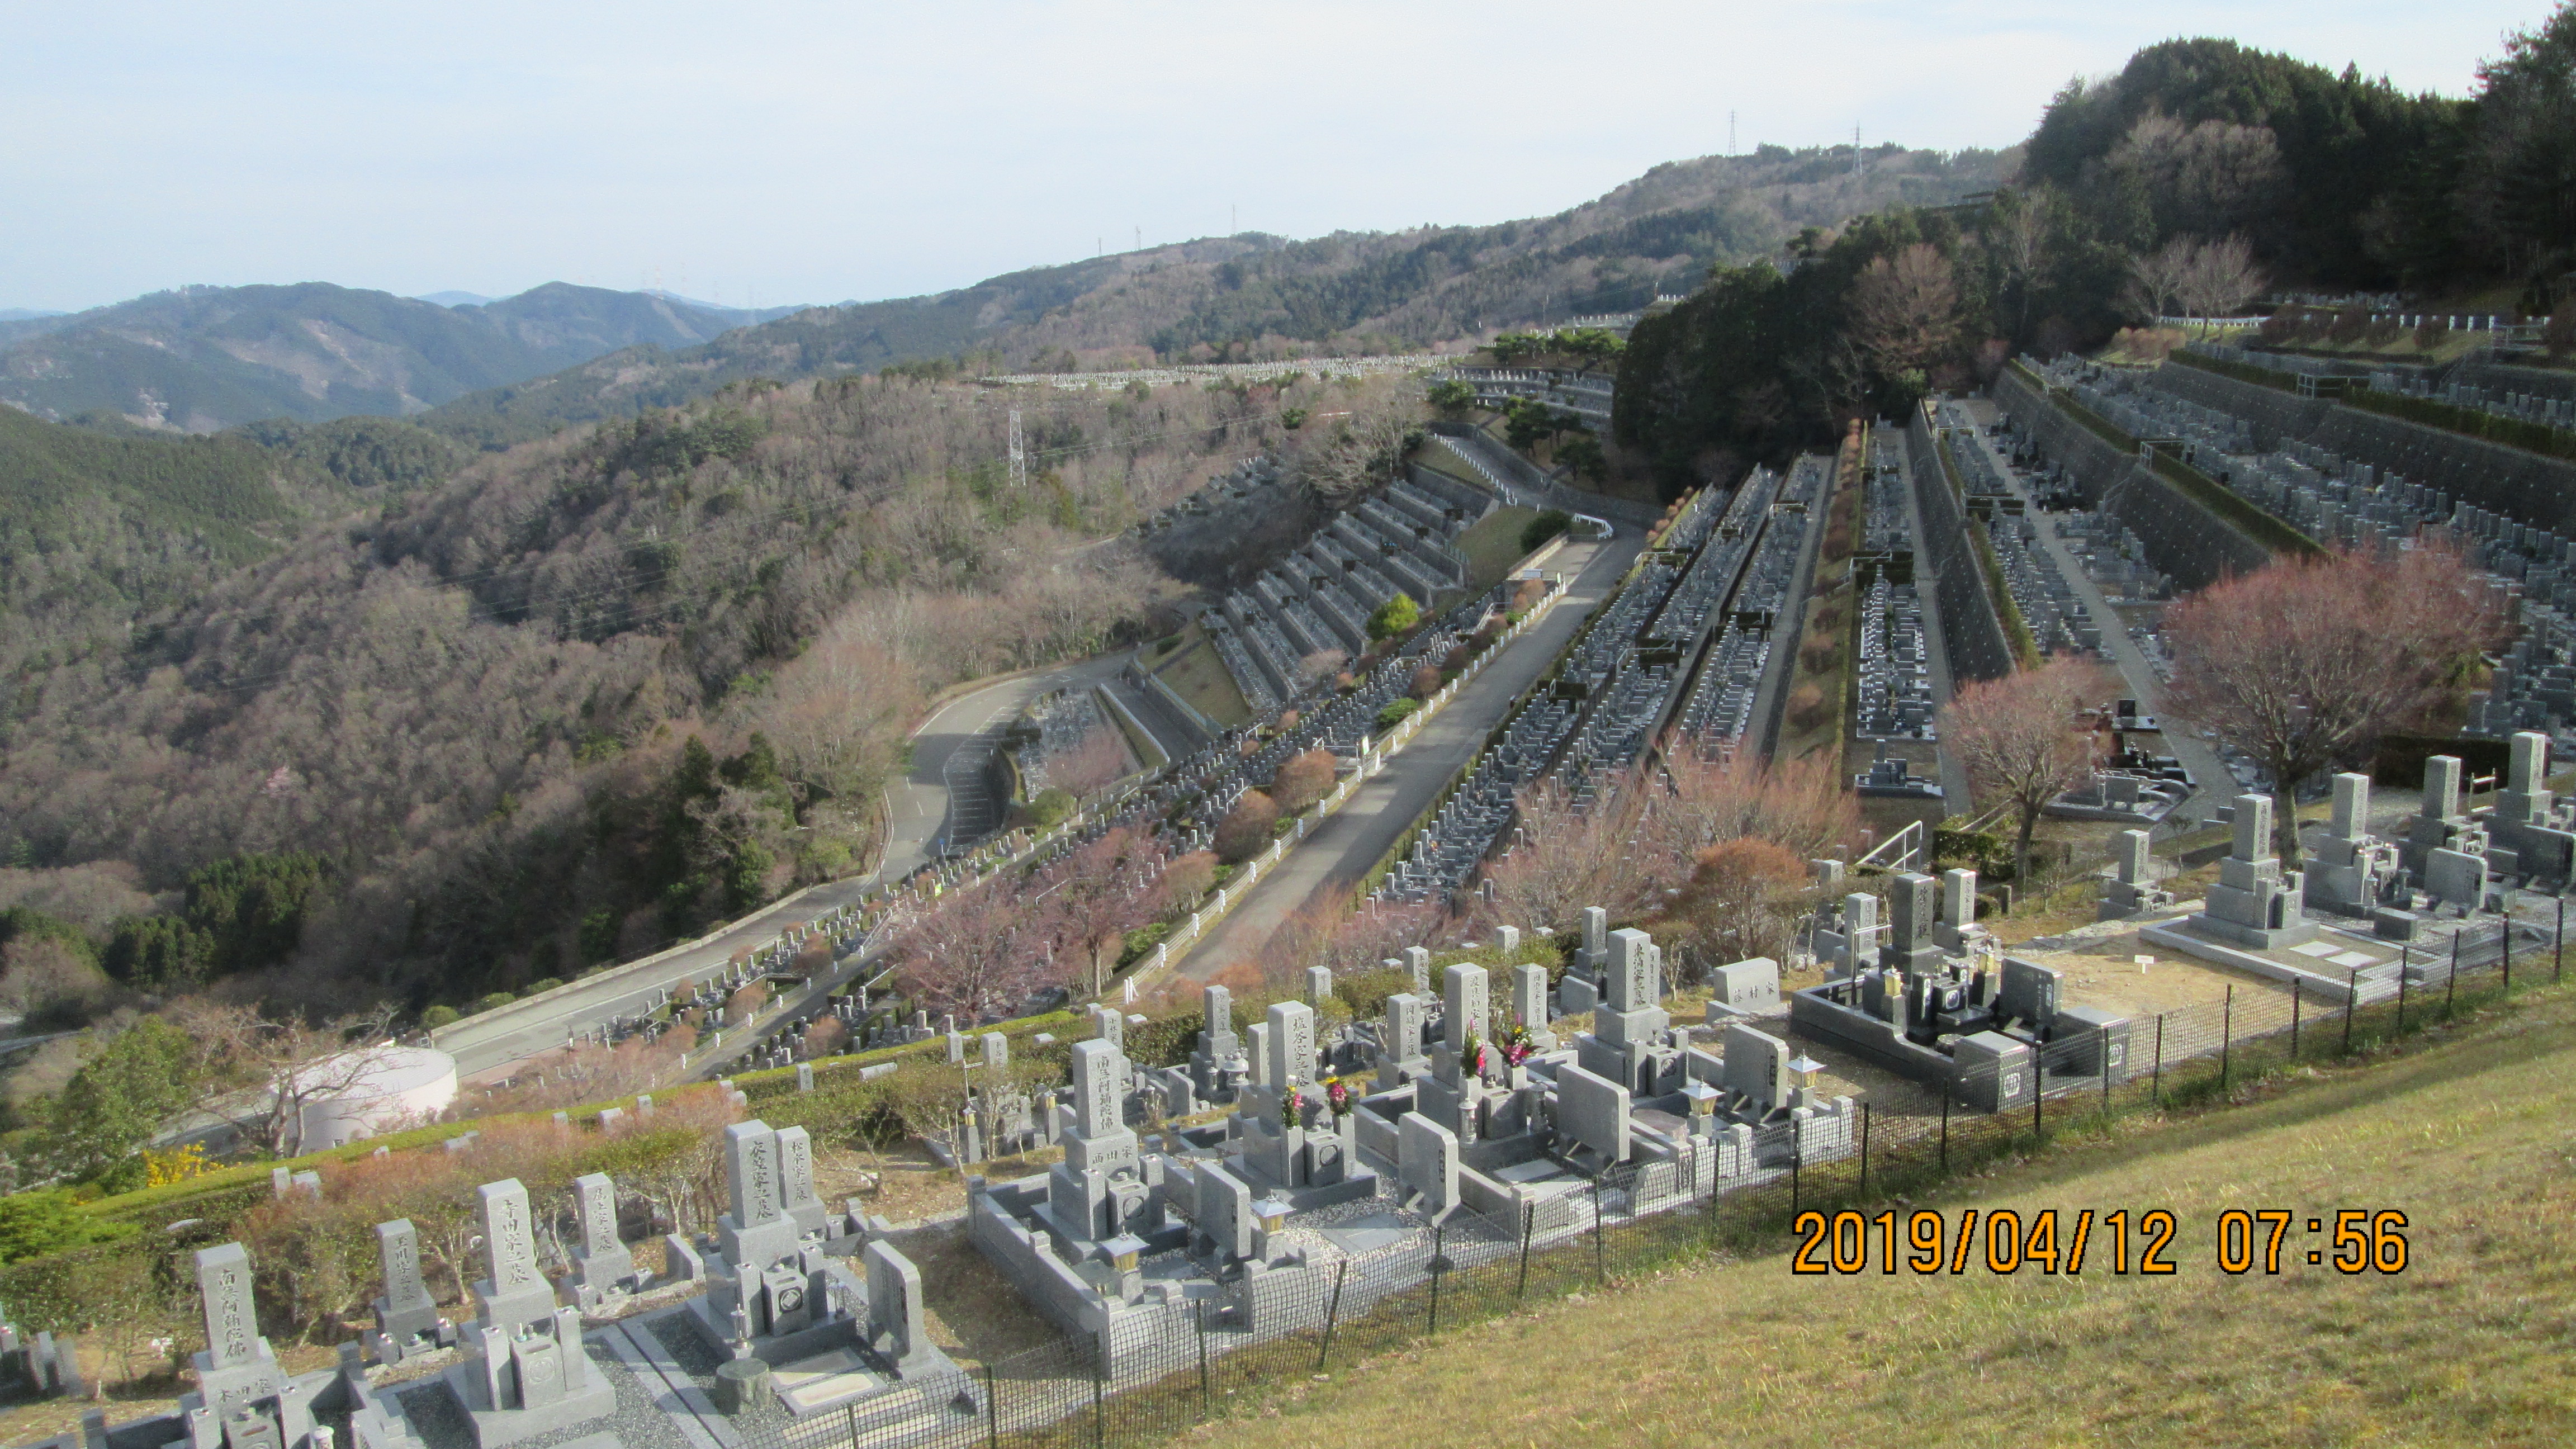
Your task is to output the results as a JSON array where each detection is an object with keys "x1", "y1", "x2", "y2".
[
  {"x1": 2138, "y1": 922, "x2": 2403, "y2": 1003},
  {"x1": 675, "y1": 1294, "x2": 860, "y2": 1370},
  {"x1": 1224, "y1": 1163, "x2": 1381, "y2": 1214},
  {"x1": 436, "y1": 1357, "x2": 617, "y2": 1449}
]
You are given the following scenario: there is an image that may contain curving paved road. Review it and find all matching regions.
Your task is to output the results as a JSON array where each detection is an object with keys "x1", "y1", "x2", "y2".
[
  {"x1": 437, "y1": 654, "x2": 1130, "y2": 1079},
  {"x1": 1171, "y1": 528, "x2": 1646, "y2": 980}
]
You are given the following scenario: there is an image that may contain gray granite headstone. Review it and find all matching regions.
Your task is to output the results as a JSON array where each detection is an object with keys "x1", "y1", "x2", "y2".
[
  {"x1": 1071, "y1": 1039, "x2": 1121, "y2": 1137},
  {"x1": 196, "y1": 1243, "x2": 261, "y2": 1370},
  {"x1": 1267, "y1": 1001, "x2": 1314, "y2": 1090},
  {"x1": 1442, "y1": 963, "x2": 1488, "y2": 1052},
  {"x1": 723, "y1": 1122, "x2": 783, "y2": 1229}
]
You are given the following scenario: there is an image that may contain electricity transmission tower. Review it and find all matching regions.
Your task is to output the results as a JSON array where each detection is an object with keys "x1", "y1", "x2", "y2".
[{"x1": 1008, "y1": 409, "x2": 1027, "y2": 488}]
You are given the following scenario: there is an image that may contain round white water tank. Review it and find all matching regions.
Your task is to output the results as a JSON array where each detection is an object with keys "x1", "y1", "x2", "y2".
[{"x1": 292, "y1": 1045, "x2": 458, "y2": 1151}]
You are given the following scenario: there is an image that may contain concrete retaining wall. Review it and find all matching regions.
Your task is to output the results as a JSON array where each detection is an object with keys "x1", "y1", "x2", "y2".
[
  {"x1": 1993, "y1": 370, "x2": 2270, "y2": 590},
  {"x1": 2149, "y1": 361, "x2": 2576, "y2": 534},
  {"x1": 1905, "y1": 406, "x2": 2014, "y2": 685}
]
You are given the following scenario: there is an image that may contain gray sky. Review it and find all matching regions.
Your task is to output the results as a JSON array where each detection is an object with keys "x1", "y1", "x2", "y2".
[{"x1": 2, "y1": 1, "x2": 2545, "y2": 313}]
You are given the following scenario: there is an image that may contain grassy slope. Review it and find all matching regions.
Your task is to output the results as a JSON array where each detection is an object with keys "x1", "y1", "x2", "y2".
[{"x1": 1199, "y1": 987, "x2": 2576, "y2": 1448}]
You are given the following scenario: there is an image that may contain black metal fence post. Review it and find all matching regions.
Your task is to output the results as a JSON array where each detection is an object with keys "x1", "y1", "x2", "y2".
[
  {"x1": 1305, "y1": 1261, "x2": 1349, "y2": 1374},
  {"x1": 1197, "y1": 1298, "x2": 1213, "y2": 1412},
  {"x1": 1427, "y1": 1223, "x2": 1446, "y2": 1336},
  {"x1": 984, "y1": 1363, "x2": 1000, "y2": 1447},
  {"x1": 1516, "y1": 1202, "x2": 1534, "y2": 1300},
  {"x1": 2447, "y1": 930, "x2": 2460, "y2": 1018},
  {"x1": 2556, "y1": 896, "x2": 2564, "y2": 984},
  {"x1": 1591, "y1": 1176, "x2": 1607, "y2": 1283},
  {"x1": 2289, "y1": 986, "x2": 2300, "y2": 1058},
  {"x1": 2099, "y1": 1025, "x2": 2113, "y2": 1113},
  {"x1": 1859, "y1": 1103, "x2": 1871, "y2": 1198},
  {"x1": 2398, "y1": 955, "x2": 2410, "y2": 1034},
  {"x1": 2503, "y1": 915, "x2": 2514, "y2": 993},
  {"x1": 2344, "y1": 969, "x2": 2359, "y2": 1054},
  {"x1": 2220, "y1": 984, "x2": 2233, "y2": 1088}
]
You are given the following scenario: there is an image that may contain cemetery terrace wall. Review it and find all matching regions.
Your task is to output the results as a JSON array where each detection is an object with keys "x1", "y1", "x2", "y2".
[
  {"x1": 2154, "y1": 358, "x2": 2576, "y2": 535},
  {"x1": 1905, "y1": 404, "x2": 2014, "y2": 685},
  {"x1": 1992, "y1": 368, "x2": 2271, "y2": 591}
]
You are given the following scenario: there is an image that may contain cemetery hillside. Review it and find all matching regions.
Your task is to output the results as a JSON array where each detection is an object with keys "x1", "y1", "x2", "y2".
[{"x1": 3, "y1": 7, "x2": 2576, "y2": 1449}]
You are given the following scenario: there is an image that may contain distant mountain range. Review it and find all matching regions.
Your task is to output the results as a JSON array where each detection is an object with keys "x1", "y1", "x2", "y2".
[
  {"x1": 419, "y1": 143, "x2": 2005, "y2": 448},
  {"x1": 0, "y1": 142, "x2": 1999, "y2": 448},
  {"x1": 0, "y1": 282, "x2": 814, "y2": 433}
]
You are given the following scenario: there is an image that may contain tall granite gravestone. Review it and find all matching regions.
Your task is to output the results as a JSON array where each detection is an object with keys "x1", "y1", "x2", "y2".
[
  {"x1": 370, "y1": 1220, "x2": 444, "y2": 1365},
  {"x1": 1933, "y1": 868, "x2": 1988, "y2": 952},
  {"x1": 1373, "y1": 992, "x2": 1428, "y2": 1089},
  {"x1": 2096, "y1": 830, "x2": 2173, "y2": 921},
  {"x1": 1881, "y1": 872, "x2": 1944, "y2": 974},
  {"x1": 2485, "y1": 731, "x2": 2576, "y2": 885},
  {"x1": 1232, "y1": 1001, "x2": 1370, "y2": 1205},
  {"x1": 686, "y1": 1121, "x2": 868, "y2": 1367},
  {"x1": 1510, "y1": 962, "x2": 1557, "y2": 1050},
  {"x1": 1413, "y1": 964, "x2": 1491, "y2": 1139},
  {"x1": 441, "y1": 1181, "x2": 613, "y2": 1448},
  {"x1": 1187, "y1": 985, "x2": 1242, "y2": 1100},
  {"x1": 2183, "y1": 795, "x2": 2316, "y2": 949},
  {"x1": 1575, "y1": 929, "x2": 1679, "y2": 1095},
  {"x1": 179, "y1": 1244, "x2": 317, "y2": 1449},
  {"x1": 560, "y1": 1175, "x2": 638, "y2": 1311},
  {"x1": 1040, "y1": 1039, "x2": 1161, "y2": 1253},
  {"x1": 776, "y1": 1126, "x2": 831, "y2": 1238},
  {"x1": 2401, "y1": 755, "x2": 2491, "y2": 897},
  {"x1": 2304, "y1": 774, "x2": 2401, "y2": 917}
]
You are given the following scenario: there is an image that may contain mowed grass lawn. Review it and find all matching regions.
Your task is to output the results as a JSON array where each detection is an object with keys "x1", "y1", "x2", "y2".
[
  {"x1": 1449, "y1": 504, "x2": 1540, "y2": 594},
  {"x1": 1189, "y1": 988, "x2": 2576, "y2": 1448}
]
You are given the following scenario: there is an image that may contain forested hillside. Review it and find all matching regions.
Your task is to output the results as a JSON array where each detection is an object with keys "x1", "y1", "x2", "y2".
[
  {"x1": 0, "y1": 282, "x2": 797, "y2": 433},
  {"x1": 0, "y1": 368, "x2": 1399, "y2": 1014},
  {"x1": 0, "y1": 409, "x2": 469, "y2": 678},
  {"x1": 1615, "y1": 17, "x2": 2576, "y2": 486},
  {"x1": 417, "y1": 145, "x2": 2004, "y2": 448}
]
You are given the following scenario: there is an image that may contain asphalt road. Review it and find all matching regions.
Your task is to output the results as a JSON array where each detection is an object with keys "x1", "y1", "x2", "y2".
[
  {"x1": 1955, "y1": 398, "x2": 2235, "y2": 827},
  {"x1": 1169, "y1": 527, "x2": 1647, "y2": 981},
  {"x1": 435, "y1": 654, "x2": 1129, "y2": 1079}
]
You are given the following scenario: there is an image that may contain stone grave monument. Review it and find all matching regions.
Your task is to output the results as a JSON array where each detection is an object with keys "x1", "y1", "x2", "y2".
[
  {"x1": 2096, "y1": 830, "x2": 2174, "y2": 921},
  {"x1": 181, "y1": 1244, "x2": 320, "y2": 1449},
  {"x1": 2182, "y1": 795, "x2": 2317, "y2": 949},
  {"x1": 440, "y1": 1179, "x2": 614, "y2": 1448},
  {"x1": 368, "y1": 1220, "x2": 446, "y2": 1365},
  {"x1": 558, "y1": 1174, "x2": 640, "y2": 1311},
  {"x1": 2303, "y1": 774, "x2": 2402, "y2": 917}
]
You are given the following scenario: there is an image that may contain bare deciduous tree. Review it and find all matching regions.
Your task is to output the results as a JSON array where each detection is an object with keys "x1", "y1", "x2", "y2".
[
  {"x1": 172, "y1": 998, "x2": 406, "y2": 1157},
  {"x1": 2164, "y1": 544, "x2": 2502, "y2": 865},
  {"x1": 1939, "y1": 655, "x2": 2116, "y2": 883},
  {"x1": 1846, "y1": 243, "x2": 1962, "y2": 379},
  {"x1": 2123, "y1": 238, "x2": 2196, "y2": 322},
  {"x1": 2175, "y1": 233, "x2": 2269, "y2": 320}
]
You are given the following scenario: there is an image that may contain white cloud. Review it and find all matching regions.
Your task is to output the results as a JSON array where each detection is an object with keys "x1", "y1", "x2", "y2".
[{"x1": 0, "y1": 0, "x2": 2542, "y2": 310}]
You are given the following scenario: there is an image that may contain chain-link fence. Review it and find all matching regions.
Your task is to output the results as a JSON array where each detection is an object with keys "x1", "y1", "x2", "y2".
[{"x1": 743, "y1": 911, "x2": 2567, "y2": 1449}]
